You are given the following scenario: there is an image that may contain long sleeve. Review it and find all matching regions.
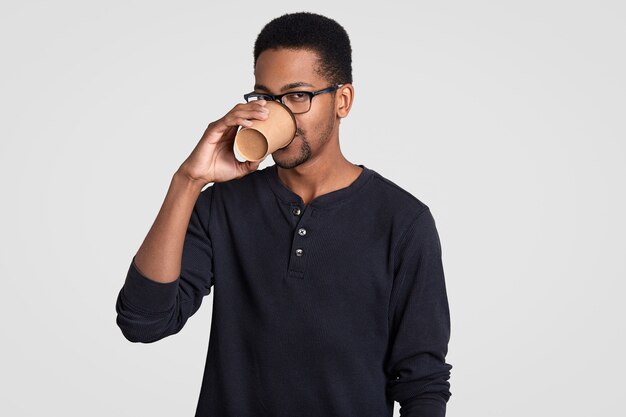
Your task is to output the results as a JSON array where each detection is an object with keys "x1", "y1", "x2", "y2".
[
  {"x1": 115, "y1": 186, "x2": 215, "y2": 343},
  {"x1": 385, "y1": 207, "x2": 453, "y2": 417}
]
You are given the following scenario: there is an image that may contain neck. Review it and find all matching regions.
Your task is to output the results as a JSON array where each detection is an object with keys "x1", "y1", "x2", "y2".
[{"x1": 276, "y1": 141, "x2": 363, "y2": 206}]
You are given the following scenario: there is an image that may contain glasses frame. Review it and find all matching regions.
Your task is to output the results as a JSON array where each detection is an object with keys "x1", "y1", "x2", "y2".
[{"x1": 243, "y1": 84, "x2": 345, "y2": 114}]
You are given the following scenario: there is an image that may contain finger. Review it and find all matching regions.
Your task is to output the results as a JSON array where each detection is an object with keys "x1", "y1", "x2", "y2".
[
  {"x1": 224, "y1": 110, "x2": 269, "y2": 127},
  {"x1": 232, "y1": 100, "x2": 268, "y2": 112},
  {"x1": 237, "y1": 158, "x2": 262, "y2": 177},
  {"x1": 204, "y1": 103, "x2": 270, "y2": 137},
  {"x1": 244, "y1": 99, "x2": 268, "y2": 108},
  {"x1": 221, "y1": 125, "x2": 238, "y2": 141},
  {"x1": 233, "y1": 107, "x2": 270, "y2": 119}
]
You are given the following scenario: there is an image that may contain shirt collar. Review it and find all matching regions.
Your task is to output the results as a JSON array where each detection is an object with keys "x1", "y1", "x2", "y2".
[{"x1": 264, "y1": 163, "x2": 374, "y2": 208}]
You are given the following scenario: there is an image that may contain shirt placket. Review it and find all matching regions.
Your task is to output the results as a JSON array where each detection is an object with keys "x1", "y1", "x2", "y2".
[{"x1": 287, "y1": 203, "x2": 314, "y2": 279}]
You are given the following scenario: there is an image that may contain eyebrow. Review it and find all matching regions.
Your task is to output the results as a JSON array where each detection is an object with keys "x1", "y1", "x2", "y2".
[{"x1": 253, "y1": 82, "x2": 315, "y2": 93}]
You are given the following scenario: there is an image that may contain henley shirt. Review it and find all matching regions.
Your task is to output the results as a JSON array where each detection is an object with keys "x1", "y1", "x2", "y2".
[{"x1": 115, "y1": 163, "x2": 452, "y2": 417}]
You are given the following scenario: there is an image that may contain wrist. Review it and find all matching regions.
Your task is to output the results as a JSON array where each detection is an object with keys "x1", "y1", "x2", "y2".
[{"x1": 173, "y1": 169, "x2": 209, "y2": 191}]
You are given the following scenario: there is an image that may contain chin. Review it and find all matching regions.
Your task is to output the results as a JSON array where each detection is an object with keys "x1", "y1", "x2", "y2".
[
  {"x1": 272, "y1": 133, "x2": 313, "y2": 168},
  {"x1": 273, "y1": 157, "x2": 304, "y2": 170},
  {"x1": 273, "y1": 152, "x2": 311, "y2": 169}
]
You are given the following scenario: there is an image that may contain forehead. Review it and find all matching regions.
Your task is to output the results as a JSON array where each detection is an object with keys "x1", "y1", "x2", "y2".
[{"x1": 254, "y1": 48, "x2": 325, "y2": 91}]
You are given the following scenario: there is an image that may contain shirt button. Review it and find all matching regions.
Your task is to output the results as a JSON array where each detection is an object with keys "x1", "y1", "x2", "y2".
[
  {"x1": 292, "y1": 207, "x2": 301, "y2": 216},
  {"x1": 295, "y1": 248, "x2": 304, "y2": 256},
  {"x1": 298, "y1": 228, "x2": 307, "y2": 236}
]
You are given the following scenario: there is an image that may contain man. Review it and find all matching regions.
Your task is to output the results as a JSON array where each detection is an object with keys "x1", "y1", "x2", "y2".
[{"x1": 116, "y1": 12, "x2": 452, "y2": 417}]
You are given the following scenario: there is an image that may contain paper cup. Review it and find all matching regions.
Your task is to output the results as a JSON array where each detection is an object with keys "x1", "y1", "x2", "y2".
[{"x1": 234, "y1": 101, "x2": 297, "y2": 162}]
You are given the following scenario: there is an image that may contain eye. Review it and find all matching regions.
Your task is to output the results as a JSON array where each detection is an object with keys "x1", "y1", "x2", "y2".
[{"x1": 286, "y1": 92, "x2": 308, "y2": 102}]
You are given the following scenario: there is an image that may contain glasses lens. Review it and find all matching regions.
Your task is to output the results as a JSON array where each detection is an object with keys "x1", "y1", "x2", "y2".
[
  {"x1": 282, "y1": 93, "x2": 311, "y2": 114},
  {"x1": 246, "y1": 94, "x2": 271, "y2": 102}
]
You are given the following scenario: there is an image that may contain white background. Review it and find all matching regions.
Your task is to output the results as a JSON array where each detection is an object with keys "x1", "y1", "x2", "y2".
[{"x1": 1, "y1": 1, "x2": 624, "y2": 416}]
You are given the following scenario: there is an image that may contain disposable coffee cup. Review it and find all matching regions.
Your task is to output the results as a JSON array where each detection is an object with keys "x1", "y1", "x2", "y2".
[{"x1": 234, "y1": 101, "x2": 297, "y2": 162}]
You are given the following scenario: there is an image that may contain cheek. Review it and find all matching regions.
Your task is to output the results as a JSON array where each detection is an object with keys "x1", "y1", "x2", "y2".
[
  {"x1": 294, "y1": 115, "x2": 311, "y2": 134},
  {"x1": 295, "y1": 110, "x2": 326, "y2": 132},
  {"x1": 294, "y1": 104, "x2": 335, "y2": 137}
]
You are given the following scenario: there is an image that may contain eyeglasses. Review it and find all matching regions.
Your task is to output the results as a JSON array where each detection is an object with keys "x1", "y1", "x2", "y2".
[{"x1": 243, "y1": 84, "x2": 344, "y2": 114}]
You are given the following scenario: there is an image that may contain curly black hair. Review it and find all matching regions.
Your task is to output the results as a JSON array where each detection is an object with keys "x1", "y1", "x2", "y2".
[{"x1": 253, "y1": 12, "x2": 352, "y2": 85}]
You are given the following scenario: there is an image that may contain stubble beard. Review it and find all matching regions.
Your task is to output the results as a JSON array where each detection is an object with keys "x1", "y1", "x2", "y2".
[
  {"x1": 273, "y1": 106, "x2": 335, "y2": 170},
  {"x1": 273, "y1": 130, "x2": 311, "y2": 169}
]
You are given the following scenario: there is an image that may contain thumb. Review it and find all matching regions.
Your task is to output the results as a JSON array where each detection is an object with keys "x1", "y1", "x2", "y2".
[{"x1": 243, "y1": 159, "x2": 262, "y2": 173}]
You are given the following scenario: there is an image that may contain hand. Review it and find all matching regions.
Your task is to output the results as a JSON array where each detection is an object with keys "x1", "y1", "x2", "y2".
[{"x1": 176, "y1": 100, "x2": 270, "y2": 185}]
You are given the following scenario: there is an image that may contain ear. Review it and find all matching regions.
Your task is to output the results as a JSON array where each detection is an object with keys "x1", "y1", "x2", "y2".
[{"x1": 336, "y1": 84, "x2": 354, "y2": 118}]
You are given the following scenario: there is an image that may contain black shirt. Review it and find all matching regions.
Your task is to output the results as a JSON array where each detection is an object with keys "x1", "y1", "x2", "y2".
[{"x1": 116, "y1": 163, "x2": 452, "y2": 417}]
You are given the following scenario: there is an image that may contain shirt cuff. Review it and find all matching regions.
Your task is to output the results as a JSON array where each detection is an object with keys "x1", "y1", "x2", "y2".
[
  {"x1": 121, "y1": 255, "x2": 180, "y2": 313},
  {"x1": 400, "y1": 396, "x2": 447, "y2": 417}
]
